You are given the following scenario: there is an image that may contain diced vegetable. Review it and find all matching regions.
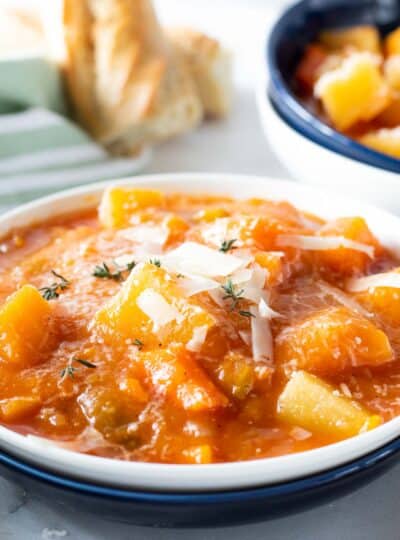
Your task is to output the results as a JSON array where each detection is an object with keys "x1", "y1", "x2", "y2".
[
  {"x1": 182, "y1": 444, "x2": 213, "y2": 464},
  {"x1": 194, "y1": 207, "x2": 229, "y2": 222},
  {"x1": 384, "y1": 27, "x2": 400, "y2": 56},
  {"x1": 254, "y1": 251, "x2": 284, "y2": 286},
  {"x1": 314, "y1": 53, "x2": 391, "y2": 130},
  {"x1": 164, "y1": 214, "x2": 189, "y2": 245},
  {"x1": 349, "y1": 269, "x2": 400, "y2": 325},
  {"x1": 0, "y1": 285, "x2": 52, "y2": 366},
  {"x1": 141, "y1": 346, "x2": 228, "y2": 411},
  {"x1": 316, "y1": 217, "x2": 380, "y2": 275},
  {"x1": 0, "y1": 396, "x2": 41, "y2": 422},
  {"x1": 217, "y1": 352, "x2": 254, "y2": 400},
  {"x1": 99, "y1": 187, "x2": 165, "y2": 228},
  {"x1": 376, "y1": 97, "x2": 400, "y2": 127},
  {"x1": 94, "y1": 263, "x2": 215, "y2": 348},
  {"x1": 359, "y1": 127, "x2": 400, "y2": 158},
  {"x1": 295, "y1": 44, "x2": 329, "y2": 92},
  {"x1": 319, "y1": 25, "x2": 381, "y2": 53},
  {"x1": 384, "y1": 56, "x2": 400, "y2": 91},
  {"x1": 276, "y1": 306, "x2": 393, "y2": 375},
  {"x1": 277, "y1": 370, "x2": 381, "y2": 438}
]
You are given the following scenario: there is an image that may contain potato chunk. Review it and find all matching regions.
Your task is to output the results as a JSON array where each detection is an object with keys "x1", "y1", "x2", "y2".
[
  {"x1": 277, "y1": 371, "x2": 381, "y2": 438},
  {"x1": 0, "y1": 285, "x2": 52, "y2": 366},
  {"x1": 315, "y1": 53, "x2": 390, "y2": 130},
  {"x1": 317, "y1": 217, "x2": 380, "y2": 275},
  {"x1": 319, "y1": 25, "x2": 381, "y2": 54},
  {"x1": 276, "y1": 307, "x2": 393, "y2": 376},
  {"x1": 94, "y1": 263, "x2": 215, "y2": 348},
  {"x1": 99, "y1": 186, "x2": 165, "y2": 228},
  {"x1": 141, "y1": 346, "x2": 228, "y2": 411},
  {"x1": 359, "y1": 127, "x2": 400, "y2": 159}
]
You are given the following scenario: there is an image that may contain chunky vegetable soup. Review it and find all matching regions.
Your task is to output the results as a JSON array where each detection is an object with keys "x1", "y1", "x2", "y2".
[
  {"x1": 0, "y1": 187, "x2": 399, "y2": 464},
  {"x1": 294, "y1": 24, "x2": 400, "y2": 159}
]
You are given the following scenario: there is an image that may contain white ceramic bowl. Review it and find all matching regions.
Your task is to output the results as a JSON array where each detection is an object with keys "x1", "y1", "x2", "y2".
[
  {"x1": 257, "y1": 90, "x2": 400, "y2": 214},
  {"x1": 1, "y1": 173, "x2": 400, "y2": 493}
]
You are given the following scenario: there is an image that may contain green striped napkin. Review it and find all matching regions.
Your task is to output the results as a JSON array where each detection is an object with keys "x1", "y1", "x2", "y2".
[{"x1": 0, "y1": 55, "x2": 150, "y2": 212}]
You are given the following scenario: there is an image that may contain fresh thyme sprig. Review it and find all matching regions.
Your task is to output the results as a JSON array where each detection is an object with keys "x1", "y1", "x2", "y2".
[
  {"x1": 39, "y1": 270, "x2": 70, "y2": 300},
  {"x1": 219, "y1": 239, "x2": 237, "y2": 253},
  {"x1": 133, "y1": 338, "x2": 144, "y2": 350},
  {"x1": 92, "y1": 260, "x2": 135, "y2": 281},
  {"x1": 149, "y1": 258, "x2": 161, "y2": 268},
  {"x1": 60, "y1": 357, "x2": 97, "y2": 381},
  {"x1": 220, "y1": 279, "x2": 255, "y2": 318}
]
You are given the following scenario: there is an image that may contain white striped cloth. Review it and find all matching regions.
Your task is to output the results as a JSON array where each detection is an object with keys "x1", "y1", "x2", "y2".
[{"x1": 0, "y1": 56, "x2": 150, "y2": 213}]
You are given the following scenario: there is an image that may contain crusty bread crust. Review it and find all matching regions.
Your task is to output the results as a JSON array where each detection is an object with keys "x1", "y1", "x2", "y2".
[
  {"x1": 169, "y1": 27, "x2": 233, "y2": 119},
  {"x1": 62, "y1": 0, "x2": 203, "y2": 154}
]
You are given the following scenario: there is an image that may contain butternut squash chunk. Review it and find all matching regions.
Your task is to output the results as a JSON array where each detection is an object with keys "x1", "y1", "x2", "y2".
[
  {"x1": 94, "y1": 263, "x2": 215, "y2": 348},
  {"x1": 276, "y1": 306, "x2": 393, "y2": 376},
  {"x1": 0, "y1": 285, "x2": 52, "y2": 367},
  {"x1": 141, "y1": 346, "x2": 228, "y2": 411},
  {"x1": 99, "y1": 187, "x2": 165, "y2": 229},
  {"x1": 315, "y1": 53, "x2": 390, "y2": 131}
]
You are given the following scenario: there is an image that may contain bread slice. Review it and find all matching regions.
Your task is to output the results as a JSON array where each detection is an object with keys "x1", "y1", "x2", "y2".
[
  {"x1": 61, "y1": 0, "x2": 203, "y2": 154},
  {"x1": 168, "y1": 27, "x2": 233, "y2": 119}
]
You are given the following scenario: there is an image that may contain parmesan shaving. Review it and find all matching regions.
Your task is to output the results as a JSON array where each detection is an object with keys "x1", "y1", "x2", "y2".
[
  {"x1": 136, "y1": 288, "x2": 179, "y2": 330},
  {"x1": 346, "y1": 272, "x2": 400, "y2": 292},
  {"x1": 277, "y1": 234, "x2": 374, "y2": 258},
  {"x1": 119, "y1": 224, "x2": 168, "y2": 254},
  {"x1": 250, "y1": 306, "x2": 273, "y2": 364},
  {"x1": 162, "y1": 242, "x2": 249, "y2": 277},
  {"x1": 178, "y1": 275, "x2": 220, "y2": 297},
  {"x1": 318, "y1": 281, "x2": 371, "y2": 318},
  {"x1": 258, "y1": 297, "x2": 281, "y2": 319},
  {"x1": 186, "y1": 325, "x2": 208, "y2": 352}
]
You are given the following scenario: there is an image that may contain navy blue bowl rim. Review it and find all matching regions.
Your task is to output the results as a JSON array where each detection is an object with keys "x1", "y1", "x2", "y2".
[
  {"x1": 1, "y1": 435, "x2": 400, "y2": 503},
  {"x1": 266, "y1": 0, "x2": 400, "y2": 174}
]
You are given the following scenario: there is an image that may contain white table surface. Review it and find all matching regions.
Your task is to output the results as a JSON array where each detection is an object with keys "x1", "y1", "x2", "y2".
[{"x1": 1, "y1": 0, "x2": 400, "y2": 538}]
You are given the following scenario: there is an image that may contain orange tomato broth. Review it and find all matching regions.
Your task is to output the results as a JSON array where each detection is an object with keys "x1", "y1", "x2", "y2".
[{"x1": 0, "y1": 187, "x2": 400, "y2": 465}]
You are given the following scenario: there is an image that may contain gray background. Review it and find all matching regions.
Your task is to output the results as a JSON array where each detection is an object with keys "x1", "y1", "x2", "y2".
[{"x1": 0, "y1": 0, "x2": 398, "y2": 538}]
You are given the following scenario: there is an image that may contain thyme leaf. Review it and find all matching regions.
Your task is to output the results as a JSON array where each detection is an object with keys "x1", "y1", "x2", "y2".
[
  {"x1": 149, "y1": 258, "x2": 161, "y2": 268},
  {"x1": 75, "y1": 358, "x2": 97, "y2": 369},
  {"x1": 221, "y1": 279, "x2": 254, "y2": 318},
  {"x1": 39, "y1": 270, "x2": 70, "y2": 301},
  {"x1": 93, "y1": 260, "x2": 135, "y2": 281},
  {"x1": 219, "y1": 239, "x2": 237, "y2": 253},
  {"x1": 133, "y1": 338, "x2": 144, "y2": 350}
]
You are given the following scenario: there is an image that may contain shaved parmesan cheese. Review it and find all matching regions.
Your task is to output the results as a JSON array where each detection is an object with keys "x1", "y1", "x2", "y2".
[
  {"x1": 250, "y1": 306, "x2": 273, "y2": 364},
  {"x1": 136, "y1": 289, "x2": 179, "y2": 330},
  {"x1": 258, "y1": 297, "x2": 281, "y2": 319},
  {"x1": 201, "y1": 218, "x2": 231, "y2": 247},
  {"x1": 318, "y1": 281, "x2": 371, "y2": 318},
  {"x1": 162, "y1": 242, "x2": 249, "y2": 277},
  {"x1": 346, "y1": 272, "x2": 400, "y2": 292},
  {"x1": 186, "y1": 326, "x2": 208, "y2": 352},
  {"x1": 119, "y1": 224, "x2": 168, "y2": 254},
  {"x1": 277, "y1": 234, "x2": 374, "y2": 258},
  {"x1": 230, "y1": 268, "x2": 253, "y2": 285},
  {"x1": 178, "y1": 275, "x2": 220, "y2": 297}
]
